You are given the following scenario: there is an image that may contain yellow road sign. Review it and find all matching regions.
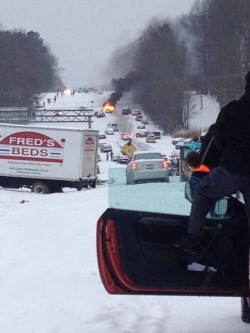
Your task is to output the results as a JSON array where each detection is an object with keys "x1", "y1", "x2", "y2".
[{"x1": 122, "y1": 142, "x2": 137, "y2": 158}]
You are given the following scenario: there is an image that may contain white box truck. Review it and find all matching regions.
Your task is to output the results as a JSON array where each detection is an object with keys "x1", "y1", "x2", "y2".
[{"x1": 0, "y1": 123, "x2": 99, "y2": 193}]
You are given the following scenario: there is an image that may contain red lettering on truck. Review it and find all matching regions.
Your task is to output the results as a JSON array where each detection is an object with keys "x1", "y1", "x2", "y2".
[
  {"x1": 6, "y1": 132, "x2": 60, "y2": 147},
  {"x1": 0, "y1": 131, "x2": 63, "y2": 163}
]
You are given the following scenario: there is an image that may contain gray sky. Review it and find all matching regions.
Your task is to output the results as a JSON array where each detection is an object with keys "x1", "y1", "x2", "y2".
[{"x1": 1, "y1": 0, "x2": 194, "y2": 88}]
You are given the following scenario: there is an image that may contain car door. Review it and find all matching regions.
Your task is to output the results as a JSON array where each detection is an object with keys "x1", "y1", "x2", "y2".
[{"x1": 97, "y1": 168, "x2": 249, "y2": 296}]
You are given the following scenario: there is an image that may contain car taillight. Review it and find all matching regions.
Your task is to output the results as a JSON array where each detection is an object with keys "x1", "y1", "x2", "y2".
[
  {"x1": 162, "y1": 160, "x2": 168, "y2": 168},
  {"x1": 131, "y1": 162, "x2": 137, "y2": 170}
]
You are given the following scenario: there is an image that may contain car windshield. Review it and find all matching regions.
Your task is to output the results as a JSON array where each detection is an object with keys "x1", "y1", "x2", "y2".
[
  {"x1": 108, "y1": 168, "x2": 191, "y2": 215},
  {"x1": 108, "y1": 168, "x2": 228, "y2": 216},
  {"x1": 134, "y1": 152, "x2": 162, "y2": 160}
]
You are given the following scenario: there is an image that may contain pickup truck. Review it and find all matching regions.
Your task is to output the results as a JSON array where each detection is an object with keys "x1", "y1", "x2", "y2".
[{"x1": 96, "y1": 169, "x2": 250, "y2": 323}]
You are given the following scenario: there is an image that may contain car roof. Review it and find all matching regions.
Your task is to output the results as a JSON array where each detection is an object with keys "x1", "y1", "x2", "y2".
[{"x1": 134, "y1": 150, "x2": 160, "y2": 154}]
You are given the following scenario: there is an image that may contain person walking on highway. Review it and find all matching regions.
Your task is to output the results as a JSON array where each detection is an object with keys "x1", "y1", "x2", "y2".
[{"x1": 175, "y1": 70, "x2": 250, "y2": 254}]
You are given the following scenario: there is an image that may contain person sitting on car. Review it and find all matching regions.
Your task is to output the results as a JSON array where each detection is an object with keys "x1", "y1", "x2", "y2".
[
  {"x1": 176, "y1": 70, "x2": 250, "y2": 255},
  {"x1": 184, "y1": 151, "x2": 222, "y2": 220}
]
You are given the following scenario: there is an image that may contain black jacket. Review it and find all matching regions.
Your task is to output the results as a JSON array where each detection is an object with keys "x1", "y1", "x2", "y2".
[
  {"x1": 214, "y1": 90, "x2": 250, "y2": 176},
  {"x1": 200, "y1": 129, "x2": 221, "y2": 169}
]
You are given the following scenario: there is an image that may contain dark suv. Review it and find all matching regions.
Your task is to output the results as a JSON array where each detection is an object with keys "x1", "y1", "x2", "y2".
[
  {"x1": 151, "y1": 131, "x2": 161, "y2": 139},
  {"x1": 122, "y1": 108, "x2": 132, "y2": 115}
]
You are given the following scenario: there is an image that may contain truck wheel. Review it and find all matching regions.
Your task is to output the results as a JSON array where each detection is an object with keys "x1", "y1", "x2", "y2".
[
  {"x1": 76, "y1": 184, "x2": 83, "y2": 191},
  {"x1": 31, "y1": 182, "x2": 50, "y2": 194},
  {"x1": 241, "y1": 297, "x2": 250, "y2": 323}
]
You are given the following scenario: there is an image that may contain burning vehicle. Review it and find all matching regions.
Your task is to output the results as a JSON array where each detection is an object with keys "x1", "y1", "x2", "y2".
[
  {"x1": 102, "y1": 92, "x2": 122, "y2": 113},
  {"x1": 102, "y1": 102, "x2": 115, "y2": 113}
]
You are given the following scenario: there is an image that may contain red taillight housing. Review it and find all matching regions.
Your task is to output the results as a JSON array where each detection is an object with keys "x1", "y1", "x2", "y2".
[
  {"x1": 130, "y1": 162, "x2": 137, "y2": 170},
  {"x1": 162, "y1": 160, "x2": 168, "y2": 169}
]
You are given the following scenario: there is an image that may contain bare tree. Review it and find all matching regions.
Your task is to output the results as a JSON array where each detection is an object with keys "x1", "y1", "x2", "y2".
[
  {"x1": 131, "y1": 22, "x2": 188, "y2": 134},
  {"x1": 188, "y1": 0, "x2": 250, "y2": 105}
]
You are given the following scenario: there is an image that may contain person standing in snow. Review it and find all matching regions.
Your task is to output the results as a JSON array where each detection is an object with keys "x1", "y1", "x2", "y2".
[
  {"x1": 176, "y1": 70, "x2": 250, "y2": 254},
  {"x1": 110, "y1": 151, "x2": 113, "y2": 161}
]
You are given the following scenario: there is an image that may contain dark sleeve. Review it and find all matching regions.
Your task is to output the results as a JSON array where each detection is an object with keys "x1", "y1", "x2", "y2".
[
  {"x1": 200, "y1": 135, "x2": 210, "y2": 157},
  {"x1": 214, "y1": 102, "x2": 234, "y2": 151}
]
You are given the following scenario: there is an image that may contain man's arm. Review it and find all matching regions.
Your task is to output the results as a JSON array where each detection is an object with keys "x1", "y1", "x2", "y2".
[{"x1": 214, "y1": 101, "x2": 236, "y2": 151}]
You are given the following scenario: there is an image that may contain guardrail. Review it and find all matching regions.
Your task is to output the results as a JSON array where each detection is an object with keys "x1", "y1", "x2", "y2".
[{"x1": 0, "y1": 108, "x2": 94, "y2": 127}]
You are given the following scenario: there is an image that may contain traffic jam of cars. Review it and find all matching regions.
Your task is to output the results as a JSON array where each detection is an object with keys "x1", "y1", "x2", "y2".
[
  {"x1": 96, "y1": 105, "x2": 187, "y2": 175},
  {"x1": 95, "y1": 104, "x2": 196, "y2": 175},
  {"x1": 96, "y1": 105, "x2": 181, "y2": 181}
]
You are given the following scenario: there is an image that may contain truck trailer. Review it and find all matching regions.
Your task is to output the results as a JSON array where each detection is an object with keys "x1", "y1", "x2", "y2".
[{"x1": 0, "y1": 123, "x2": 99, "y2": 193}]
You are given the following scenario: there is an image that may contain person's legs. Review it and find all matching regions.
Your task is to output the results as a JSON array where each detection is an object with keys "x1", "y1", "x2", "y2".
[
  {"x1": 240, "y1": 178, "x2": 250, "y2": 290},
  {"x1": 188, "y1": 192, "x2": 215, "y2": 236},
  {"x1": 175, "y1": 167, "x2": 243, "y2": 254},
  {"x1": 188, "y1": 166, "x2": 242, "y2": 237},
  {"x1": 240, "y1": 177, "x2": 250, "y2": 233}
]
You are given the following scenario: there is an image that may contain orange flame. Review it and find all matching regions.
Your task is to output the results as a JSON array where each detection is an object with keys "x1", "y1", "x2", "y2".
[{"x1": 102, "y1": 102, "x2": 115, "y2": 113}]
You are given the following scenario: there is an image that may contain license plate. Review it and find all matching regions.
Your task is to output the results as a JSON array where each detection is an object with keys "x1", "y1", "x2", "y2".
[{"x1": 146, "y1": 164, "x2": 154, "y2": 169}]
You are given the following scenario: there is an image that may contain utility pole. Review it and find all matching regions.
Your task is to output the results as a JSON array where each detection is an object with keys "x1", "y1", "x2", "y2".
[{"x1": 200, "y1": 93, "x2": 203, "y2": 109}]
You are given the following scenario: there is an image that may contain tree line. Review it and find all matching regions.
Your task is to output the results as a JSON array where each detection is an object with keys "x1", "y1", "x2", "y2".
[
  {"x1": 111, "y1": 0, "x2": 250, "y2": 134},
  {"x1": 0, "y1": 29, "x2": 61, "y2": 106}
]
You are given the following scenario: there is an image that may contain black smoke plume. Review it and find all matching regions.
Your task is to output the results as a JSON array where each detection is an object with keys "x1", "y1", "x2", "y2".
[
  {"x1": 102, "y1": 92, "x2": 122, "y2": 108},
  {"x1": 111, "y1": 71, "x2": 138, "y2": 94},
  {"x1": 103, "y1": 71, "x2": 139, "y2": 108}
]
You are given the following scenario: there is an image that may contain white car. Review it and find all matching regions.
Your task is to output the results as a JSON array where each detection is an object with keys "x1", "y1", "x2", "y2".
[
  {"x1": 146, "y1": 133, "x2": 156, "y2": 143},
  {"x1": 171, "y1": 137, "x2": 185, "y2": 145},
  {"x1": 175, "y1": 138, "x2": 192, "y2": 149},
  {"x1": 126, "y1": 151, "x2": 169, "y2": 185},
  {"x1": 99, "y1": 143, "x2": 112, "y2": 153},
  {"x1": 107, "y1": 123, "x2": 119, "y2": 131},
  {"x1": 105, "y1": 127, "x2": 115, "y2": 135}
]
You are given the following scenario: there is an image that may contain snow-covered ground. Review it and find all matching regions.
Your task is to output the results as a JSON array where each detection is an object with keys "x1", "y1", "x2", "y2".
[{"x1": 0, "y1": 91, "x2": 249, "y2": 333}]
